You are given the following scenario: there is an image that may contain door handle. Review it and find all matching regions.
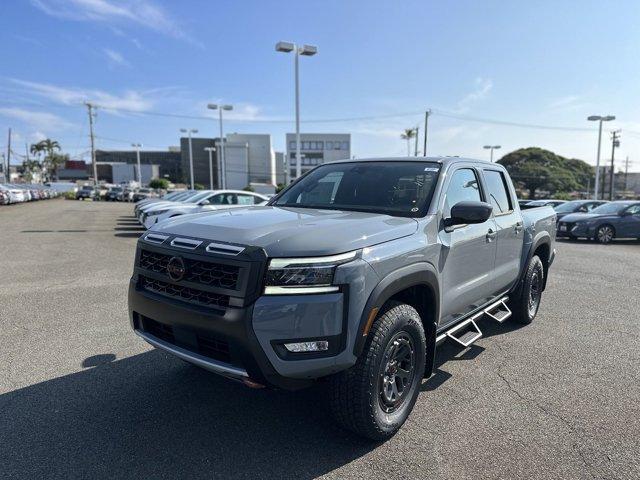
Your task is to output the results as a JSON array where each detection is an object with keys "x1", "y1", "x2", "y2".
[
  {"x1": 515, "y1": 222, "x2": 524, "y2": 233},
  {"x1": 486, "y1": 229, "x2": 497, "y2": 242}
]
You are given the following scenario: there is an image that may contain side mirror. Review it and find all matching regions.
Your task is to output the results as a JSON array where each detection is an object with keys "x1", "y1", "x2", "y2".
[
  {"x1": 445, "y1": 201, "x2": 493, "y2": 228},
  {"x1": 200, "y1": 200, "x2": 210, "y2": 206},
  {"x1": 621, "y1": 210, "x2": 632, "y2": 216}
]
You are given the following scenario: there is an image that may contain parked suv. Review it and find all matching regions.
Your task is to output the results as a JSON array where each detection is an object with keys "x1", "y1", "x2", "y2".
[
  {"x1": 128, "y1": 157, "x2": 556, "y2": 440},
  {"x1": 76, "y1": 185, "x2": 97, "y2": 200}
]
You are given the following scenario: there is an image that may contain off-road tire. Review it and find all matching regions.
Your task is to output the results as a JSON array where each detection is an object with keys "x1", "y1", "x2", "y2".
[
  {"x1": 510, "y1": 255, "x2": 544, "y2": 325},
  {"x1": 329, "y1": 302, "x2": 426, "y2": 441}
]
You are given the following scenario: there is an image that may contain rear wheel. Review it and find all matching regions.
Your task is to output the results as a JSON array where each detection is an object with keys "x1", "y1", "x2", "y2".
[
  {"x1": 329, "y1": 302, "x2": 426, "y2": 441},
  {"x1": 510, "y1": 255, "x2": 544, "y2": 325},
  {"x1": 595, "y1": 224, "x2": 615, "y2": 244}
]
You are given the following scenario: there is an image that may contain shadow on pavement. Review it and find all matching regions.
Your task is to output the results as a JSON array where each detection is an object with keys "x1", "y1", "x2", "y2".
[
  {"x1": 1, "y1": 350, "x2": 375, "y2": 479},
  {"x1": 114, "y1": 232, "x2": 144, "y2": 238}
]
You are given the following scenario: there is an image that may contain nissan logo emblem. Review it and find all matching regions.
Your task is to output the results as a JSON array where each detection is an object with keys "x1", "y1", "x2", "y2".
[{"x1": 167, "y1": 256, "x2": 186, "y2": 281}]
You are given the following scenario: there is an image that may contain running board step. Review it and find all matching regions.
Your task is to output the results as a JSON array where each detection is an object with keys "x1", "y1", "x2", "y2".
[
  {"x1": 484, "y1": 298, "x2": 512, "y2": 324},
  {"x1": 445, "y1": 317, "x2": 482, "y2": 347}
]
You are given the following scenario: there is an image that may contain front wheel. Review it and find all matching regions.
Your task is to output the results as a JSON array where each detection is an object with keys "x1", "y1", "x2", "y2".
[
  {"x1": 329, "y1": 302, "x2": 426, "y2": 441},
  {"x1": 595, "y1": 224, "x2": 615, "y2": 244}
]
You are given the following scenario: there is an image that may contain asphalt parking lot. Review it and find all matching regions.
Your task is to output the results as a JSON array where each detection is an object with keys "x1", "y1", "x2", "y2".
[{"x1": 1, "y1": 200, "x2": 639, "y2": 480}]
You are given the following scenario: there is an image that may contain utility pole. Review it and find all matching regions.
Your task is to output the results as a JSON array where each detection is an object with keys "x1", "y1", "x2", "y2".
[
  {"x1": 423, "y1": 110, "x2": 431, "y2": 156},
  {"x1": 85, "y1": 103, "x2": 98, "y2": 189},
  {"x1": 414, "y1": 125, "x2": 420, "y2": 156},
  {"x1": 624, "y1": 156, "x2": 630, "y2": 193},
  {"x1": 609, "y1": 130, "x2": 620, "y2": 200},
  {"x1": 132, "y1": 143, "x2": 142, "y2": 186},
  {"x1": 5, "y1": 128, "x2": 12, "y2": 183}
]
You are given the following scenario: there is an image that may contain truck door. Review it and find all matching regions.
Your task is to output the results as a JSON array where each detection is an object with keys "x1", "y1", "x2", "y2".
[
  {"x1": 438, "y1": 167, "x2": 498, "y2": 326},
  {"x1": 481, "y1": 169, "x2": 524, "y2": 293}
]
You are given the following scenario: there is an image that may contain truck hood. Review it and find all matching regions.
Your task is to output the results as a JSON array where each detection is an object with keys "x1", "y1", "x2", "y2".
[{"x1": 152, "y1": 206, "x2": 419, "y2": 257}]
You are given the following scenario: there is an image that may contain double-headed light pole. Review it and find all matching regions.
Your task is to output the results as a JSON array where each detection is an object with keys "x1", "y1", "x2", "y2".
[
  {"x1": 276, "y1": 41, "x2": 317, "y2": 181},
  {"x1": 483, "y1": 145, "x2": 501, "y2": 163},
  {"x1": 131, "y1": 143, "x2": 142, "y2": 185},
  {"x1": 180, "y1": 128, "x2": 198, "y2": 189},
  {"x1": 207, "y1": 104, "x2": 233, "y2": 190},
  {"x1": 587, "y1": 115, "x2": 615, "y2": 200}
]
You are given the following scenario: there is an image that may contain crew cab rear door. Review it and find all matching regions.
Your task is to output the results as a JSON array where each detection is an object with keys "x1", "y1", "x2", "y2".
[
  {"x1": 480, "y1": 168, "x2": 524, "y2": 293},
  {"x1": 438, "y1": 166, "x2": 498, "y2": 325}
]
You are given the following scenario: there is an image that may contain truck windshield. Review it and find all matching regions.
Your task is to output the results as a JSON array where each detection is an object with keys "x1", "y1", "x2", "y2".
[{"x1": 272, "y1": 161, "x2": 441, "y2": 217}]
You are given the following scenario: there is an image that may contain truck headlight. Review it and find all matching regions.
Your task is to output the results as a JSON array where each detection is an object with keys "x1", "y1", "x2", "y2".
[{"x1": 264, "y1": 250, "x2": 358, "y2": 295}]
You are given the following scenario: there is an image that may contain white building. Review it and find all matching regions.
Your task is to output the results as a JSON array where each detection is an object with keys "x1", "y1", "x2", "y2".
[{"x1": 285, "y1": 133, "x2": 351, "y2": 180}]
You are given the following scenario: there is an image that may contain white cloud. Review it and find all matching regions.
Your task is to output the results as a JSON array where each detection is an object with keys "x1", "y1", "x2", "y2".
[
  {"x1": 9, "y1": 78, "x2": 155, "y2": 112},
  {"x1": 547, "y1": 95, "x2": 588, "y2": 112},
  {"x1": 456, "y1": 77, "x2": 493, "y2": 113},
  {"x1": 103, "y1": 48, "x2": 130, "y2": 67},
  {"x1": 0, "y1": 107, "x2": 75, "y2": 131},
  {"x1": 31, "y1": 0, "x2": 201, "y2": 47}
]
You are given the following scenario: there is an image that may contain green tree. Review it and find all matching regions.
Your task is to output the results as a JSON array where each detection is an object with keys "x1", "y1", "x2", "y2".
[
  {"x1": 22, "y1": 158, "x2": 41, "y2": 182},
  {"x1": 400, "y1": 128, "x2": 416, "y2": 156},
  {"x1": 194, "y1": 183, "x2": 205, "y2": 190},
  {"x1": 149, "y1": 178, "x2": 170, "y2": 189},
  {"x1": 497, "y1": 147, "x2": 593, "y2": 199},
  {"x1": 32, "y1": 139, "x2": 62, "y2": 181},
  {"x1": 242, "y1": 185, "x2": 255, "y2": 192},
  {"x1": 45, "y1": 153, "x2": 68, "y2": 181}
]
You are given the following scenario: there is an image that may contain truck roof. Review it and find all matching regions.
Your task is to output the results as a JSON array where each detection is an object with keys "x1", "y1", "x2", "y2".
[{"x1": 327, "y1": 156, "x2": 494, "y2": 167}]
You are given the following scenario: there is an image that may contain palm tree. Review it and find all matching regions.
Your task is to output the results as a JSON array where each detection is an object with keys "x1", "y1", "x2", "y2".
[
  {"x1": 400, "y1": 128, "x2": 417, "y2": 156},
  {"x1": 36, "y1": 139, "x2": 62, "y2": 181}
]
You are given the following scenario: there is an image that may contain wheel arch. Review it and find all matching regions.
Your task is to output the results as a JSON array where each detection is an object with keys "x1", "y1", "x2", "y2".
[{"x1": 353, "y1": 262, "x2": 440, "y2": 376}]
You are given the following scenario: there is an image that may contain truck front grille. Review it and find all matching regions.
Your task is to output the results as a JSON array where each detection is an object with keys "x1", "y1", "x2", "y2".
[
  {"x1": 139, "y1": 275, "x2": 229, "y2": 309},
  {"x1": 139, "y1": 249, "x2": 240, "y2": 290}
]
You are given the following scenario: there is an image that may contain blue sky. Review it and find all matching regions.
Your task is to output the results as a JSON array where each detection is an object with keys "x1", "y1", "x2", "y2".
[{"x1": 1, "y1": 0, "x2": 639, "y2": 170}]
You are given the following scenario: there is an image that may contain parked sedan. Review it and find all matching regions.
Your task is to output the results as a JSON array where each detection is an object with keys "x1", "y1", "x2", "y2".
[
  {"x1": 0, "y1": 184, "x2": 26, "y2": 203},
  {"x1": 553, "y1": 200, "x2": 608, "y2": 222},
  {"x1": 524, "y1": 199, "x2": 567, "y2": 208},
  {"x1": 76, "y1": 185, "x2": 97, "y2": 200},
  {"x1": 142, "y1": 190, "x2": 269, "y2": 229},
  {"x1": 557, "y1": 201, "x2": 640, "y2": 244},
  {"x1": 105, "y1": 186, "x2": 124, "y2": 201}
]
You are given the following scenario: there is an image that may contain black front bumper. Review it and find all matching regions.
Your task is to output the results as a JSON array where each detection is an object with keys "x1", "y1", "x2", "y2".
[{"x1": 129, "y1": 274, "x2": 313, "y2": 391}]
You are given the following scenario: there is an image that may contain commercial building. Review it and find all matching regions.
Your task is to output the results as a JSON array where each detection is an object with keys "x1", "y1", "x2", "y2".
[
  {"x1": 180, "y1": 134, "x2": 281, "y2": 190},
  {"x1": 96, "y1": 162, "x2": 159, "y2": 184},
  {"x1": 285, "y1": 133, "x2": 351, "y2": 179},
  {"x1": 57, "y1": 160, "x2": 89, "y2": 181},
  {"x1": 96, "y1": 149, "x2": 181, "y2": 182}
]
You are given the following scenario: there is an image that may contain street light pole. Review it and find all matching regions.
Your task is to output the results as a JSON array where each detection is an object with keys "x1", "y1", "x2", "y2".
[
  {"x1": 207, "y1": 104, "x2": 233, "y2": 190},
  {"x1": 483, "y1": 145, "x2": 501, "y2": 163},
  {"x1": 131, "y1": 143, "x2": 142, "y2": 185},
  {"x1": 180, "y1": 128, "x2": 198, "y2": 189},
  {"x1": 276, "y1": 41, "x2": 317, "y2": 180},
  {"x1": 204, "y1": 147, "x2": 215, "y2": 190},
  {"x1": 609, "y1": 130, "x2": 621, "y2": 201},
  {"x1": 588, "y1": 115, "x2": 615, "y2": 200}
]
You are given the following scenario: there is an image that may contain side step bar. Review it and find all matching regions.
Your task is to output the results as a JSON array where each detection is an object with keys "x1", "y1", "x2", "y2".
[{"x1": 436, "y1": 296, "x2": 511, "y2": 347}]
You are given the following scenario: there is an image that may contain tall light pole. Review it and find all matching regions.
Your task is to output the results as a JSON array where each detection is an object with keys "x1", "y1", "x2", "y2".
[
  {"x1": 276, "y1": 41, "x2": 317, "y2": 180},
  {"x1": 180, "y1": 128, "x2": 198, "y2": 189},
  {"x1": 207, "y1": 104, "x2": 232, "y2": 190},
  {"x1": 131, "y1": 143, "x2": 142, "y2": 185},
  {"x1": 587, "y1": 115, "x2": 615, "y2": 200},
  {"x1": 483, "y1": 145, "x2": 501, "y2": 163},
  {"x1": 204, "y1": 147, "x2": 216, "y2": 189}
]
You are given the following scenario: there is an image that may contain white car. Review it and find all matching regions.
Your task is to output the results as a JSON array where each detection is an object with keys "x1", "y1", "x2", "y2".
[
  {"x1": 137, "y1": 190, "x2": 212, "y2": 223},
  {"x1": 143, "y1": 190, "x2": 269, "y2": 229},
  {"x1": 0, "y1": 184, "x2": 26, "y2": 203}
]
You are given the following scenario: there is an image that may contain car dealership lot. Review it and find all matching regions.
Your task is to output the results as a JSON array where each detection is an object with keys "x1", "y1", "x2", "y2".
[{"x1": 1, "y1": 201, "x2": 639, "y2": 480}]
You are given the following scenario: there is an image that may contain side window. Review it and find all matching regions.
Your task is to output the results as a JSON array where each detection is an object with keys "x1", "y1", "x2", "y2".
[
  {"x1": 209, "y1": 194, "x2": 225, "y2": 205},
  {"x1": 237, "y1": 194, "x2": 256, "y2": 205},
  {"x1": 443, "y1": 168, "x2": 482, "y2": 218},
  {"x1": 626, "y1": 205, "x2": 640, "y2": 215},
  {"x1": 483, "y1": 170, "x2": 513, "y2": 214}
]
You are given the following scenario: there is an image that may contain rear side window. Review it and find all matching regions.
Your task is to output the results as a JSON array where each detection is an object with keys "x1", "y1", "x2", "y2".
[
  {"x1": 483, "y1": 170, "x2": 513, "y2": 214},
  {"x1": 443, "y1": 168, "x2": 482, "y2": 217}
]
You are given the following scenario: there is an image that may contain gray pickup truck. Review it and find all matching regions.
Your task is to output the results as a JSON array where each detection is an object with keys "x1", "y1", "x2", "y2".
[{"x1": 128, "y1": 157, "x2": 556, "y2": 440}]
